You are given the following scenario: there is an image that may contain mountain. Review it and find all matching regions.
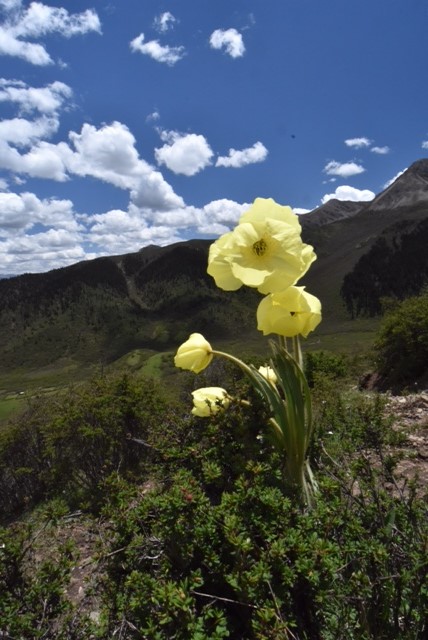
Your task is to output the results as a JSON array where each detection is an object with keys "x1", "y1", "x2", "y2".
[
  {"x1": 1, "y1": 159, "x2": 428, "y2": 372},
  {"x1": 300, "y1": 199, "x2": 363, "y2": 228},
  {"x1": 0, "y1": 240, "x2": 260, "y2": 371},
  {"x1": 367, "y1": 159, "x2": 428, "y2": 211},
  {"x1": 301, "y1": 159, "x2": 428, "y2": 316}
]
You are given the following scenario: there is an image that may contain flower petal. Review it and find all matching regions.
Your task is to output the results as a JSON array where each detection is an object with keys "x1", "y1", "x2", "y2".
[
  {"x1": 174, "y1": 333, "x2": 213, "y2": 373},
  {"x1": 257, "y1": 287, "x2": 322, "y2": 337}
]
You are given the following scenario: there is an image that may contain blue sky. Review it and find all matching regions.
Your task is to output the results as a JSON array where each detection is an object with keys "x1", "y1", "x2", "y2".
[{"x1": 0, "y1": 0, "x2": 427, "y2": 274}]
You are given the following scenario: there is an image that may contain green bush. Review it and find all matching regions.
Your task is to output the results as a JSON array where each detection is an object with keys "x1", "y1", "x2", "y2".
[
  {"x1": 1, "y1": 373, "x2": 427, "y2": 638},
  {"x1": 0, "y1": 373, "x2": 172, "y2": 517},
  {"x1": 95, "y1": 387, "x2": 426, "y2": 640},
  {"x1": 304, "y1": 350, "x2": 348, "y2": 387},
  {"x1": 374, "y1": 293, "x2": 428, "y2": 389}
]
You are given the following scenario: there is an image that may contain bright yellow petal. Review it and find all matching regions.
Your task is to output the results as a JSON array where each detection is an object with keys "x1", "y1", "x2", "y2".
[
  {"x1": 257, "y1": 287, "x2": 321, "y2": 337},
  {"x1": 191, "y1": 387, "x2": 230, "y2": 417},
  {"x1": 174, "y1": 333, "x2": 213, "y2": 373},
  {"x1": 240, "y1": 198, "x2": 301, "y2": 231}
]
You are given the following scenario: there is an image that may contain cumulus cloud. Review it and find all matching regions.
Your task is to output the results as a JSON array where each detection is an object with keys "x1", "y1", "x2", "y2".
[
  {"x1": 0, "y1": 2, "x2": 101, "y2": 65},
  {"x1": 0, "y1": 191, "x2": 81, "y2": 237},
  {"x1": 422, "y1": 141, "x2": 428, "y2": 150},
  {"x1": 0, "y1": 115, "x2": 59, "y2": 146},
  {"x1": 371, "y1": 146, "x2": 390, "y2": 155},
  {"x1": 216, "y1": 141, "x2": 268, "y2": 168},
  {"x1": 66, "y1": 122, "x2": 185, "y2": 210},
  {"x1": 130, "y1": 33, "x2": 185, "y2": 65},
  {"x1": 87, "y1": 212, "x2": 182, "y2": 255},
  {"x1": 321, "y1": 185, "x2": 375, "y2": 204},
  {"x1": 202, "y1": 198, "x2": 249, "y2": 226},
  {"x1": 0, "y1": 230, "x2": 90, "y2": 273},
  {"x1": 323, "y1": 160, "x2": 365, "y2": 178},
  {"x1": 155, "y1": 131, "x2": 213, "y2": 176},
  {"x1": 0, "y1": 78, "x2": 72, "y2": 113},
  {"x1": 0, "y1": 137, "x2": 70, "y2": 180},
  {"x1": 344, "y1": 137, "x2": 371, "y2": 149},
  {"x1": 0, "y1": 119, "x2": 185, "y2": 210},
  {"x1": 209, "y1": 28, "x2": 245, "y2": 58},
  {"x1": 153, "y1": 12, "x2": 177, "y2": 33}
]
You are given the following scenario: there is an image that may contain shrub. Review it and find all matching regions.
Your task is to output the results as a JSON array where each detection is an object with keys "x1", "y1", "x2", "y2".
[
  {"x1": 373, "y1": 292, "x2": 428, "y2": 389},
  {"x1": 304, "y1": 350, "x2": 348, "y2": 387},
  {"x1": 0, "y1": 373, "x2": 172, "y2": 518},
  {"x1": 1, "y1": 378, "x2": 427, "y2": 638},
  {"x1": 95, "y1": 387, "x2": 426, "y2": 639}
]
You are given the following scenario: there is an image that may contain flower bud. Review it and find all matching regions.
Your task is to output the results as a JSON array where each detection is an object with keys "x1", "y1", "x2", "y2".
[
  {"x1": 191, "y1": 387, "x2": 230, "y2": 417},
  {"x1": 174, "y1": 333, "x2": 213, "y2": 373}
]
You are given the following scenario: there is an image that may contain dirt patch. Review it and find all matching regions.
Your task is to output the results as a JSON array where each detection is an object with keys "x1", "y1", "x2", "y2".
[
  {"x1": 21, "y1": 512, "x2": 108, "y2": 625},
  {"x1": 383, "y1": 392, "x2": 428, "y2": 492}
]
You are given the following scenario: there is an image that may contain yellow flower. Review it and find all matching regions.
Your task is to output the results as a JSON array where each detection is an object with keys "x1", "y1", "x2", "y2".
[
  {"x1": 207, "y1": 198, "x2": 316, "y2": 294},
  {"x1": 258, "y1": 365, "x2": 278, "y2": 385},
  {"x1": 174, "y1": 333, "x2": 213, "y2": 373},
  {"x1": 257, "y1": 286, "x2": 322, "y2": 338},
  {"x1": 239, "y1": 197, "x2": 301, "y2": 229},
  {"x1": 191, "y1": 387, "x2": 230, "y2": 417}
]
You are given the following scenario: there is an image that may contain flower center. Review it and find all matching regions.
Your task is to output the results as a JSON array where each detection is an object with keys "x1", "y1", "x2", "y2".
[{"x1": 252, "y1": 238, "x2": 268, "y2": 257}]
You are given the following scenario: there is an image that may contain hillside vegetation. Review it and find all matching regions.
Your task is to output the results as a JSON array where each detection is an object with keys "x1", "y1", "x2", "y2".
[{"x1": 1, "y1": 363, "x2": 426, "y2": 639}]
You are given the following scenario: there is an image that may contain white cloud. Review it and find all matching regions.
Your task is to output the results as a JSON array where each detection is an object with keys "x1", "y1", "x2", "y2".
[
  {"x1": 202, "y1": 198, "x2": 249, "y2": 226},
  {"x1": 0, "y1": 1, "x2": 22, "y2": 10},
  {"x1": 209, "y1": 28, "x2": 245, "y2": 58},
  {"x1": 153, "y1": 12, "x2": 177, "y2": 33},
  {"x1": 321, "y1": 185, "x2": 375, "y2": 204},
  {"x1": 67, "y1": 122, "x2": 185, "y2": 210},
  {"x1": 0, "y1": 138, "x2": 70, "y2": 180},
  {"x1": 146, "y1": 110, "x2": 160, "y2": 123},
  {"x1": 421, "y1": 141, "x2": 428, "y2": 150},
  {"x1": 0, "y1": 115, "x2": 59, "y2": 146},
  {"x1": 323, "y1": 160, "x2": 365, "y2": 178},
  {"x1": 66, "y1": 122, "x2": 143, "y2": 188},
  {"x1": 344, "y1": 137, "x2": 371, "y2": 149},
  {"x1": 383, "y1": 168, "x2": 406, "y2": 189},
  {"x1": 0, "y1": 78, "x2": 72, "y2": 113},
  {"x1": 0, "y1": 119, "x2": 185, "y2": 210},
  {"x1": 293, "y1": 208, "x2": 311, "y2": 215},
  {"x1": 155, "y1": 131, "x2": 213, "y2": 176},
  {"x1": 88, "y1": 207, "x2": 182, "y2": 255},
  {"x1": 371, "y1": 146, "x2": 390, "y2": 155},
  {"x1": 11, "y1": 3, "x2": 101, "y2": 39},
  {"x1": 0, "y1": 230, "x2": 89, "y2": 273},
  {"x1": 216, "y1": 141, "x2": 268, "y2": 168},
  {"x1": 130, "y1": 172, "x2": 184, "y2": 212},
  {"x1": 130, "y1": 33, "x2": 185, "y2": 65},
  {"x1": 0, "y1": 2, "x2": 101, "y2": 65},
  {"x1": 0, "y1": 28, "x2": 51, "y2": 64},
  {"x1": 0, "y1": 190, "x2": 81, "y2": 238}
]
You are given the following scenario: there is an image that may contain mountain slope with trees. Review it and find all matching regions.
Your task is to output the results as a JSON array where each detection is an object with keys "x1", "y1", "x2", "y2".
[{"x1": 1, "y1": 160, "x2": 428, "y2": 372}]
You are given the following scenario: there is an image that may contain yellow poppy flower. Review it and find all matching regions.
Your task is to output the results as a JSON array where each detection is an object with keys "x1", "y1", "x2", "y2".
[
  {"x1": 191, "y1": 387, "x2": 230, "y2": 417},
  {"x1": 207, "y1": 198, "x2": 316, "y2": 294},
  {"x1": 258, "y1": 365, "x2": 278, "y2": 385},
  {"x1": 174, "y1": 333, "x2": 213, "y2": 373},
  {"x1": 257, "y1": 286, "x2": 322, "y2": 338},
  {"x1": 239, "y1": 197, "x2": 300, "y2": 229}
]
